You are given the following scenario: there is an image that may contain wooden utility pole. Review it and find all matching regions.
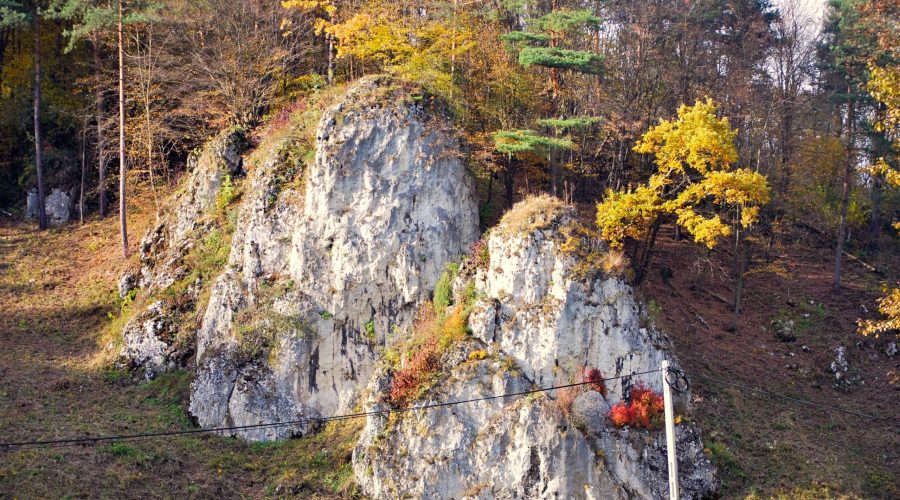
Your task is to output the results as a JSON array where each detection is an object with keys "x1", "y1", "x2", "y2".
[
  {"x1": 117, "y1": 0, "x2": 128, "y2": 258},
  {"x1": 662, "y1": 360, "x2": 679, "y2": 499}
]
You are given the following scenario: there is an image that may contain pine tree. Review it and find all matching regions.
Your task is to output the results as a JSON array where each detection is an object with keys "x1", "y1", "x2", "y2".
[
  {"x1": 496, "y1": 4, "x2": 603, "y2": 197},
  {"x1": 501, "y1": 6, "x2": 602, "y2": 99},
  {"x1": 52, "y1": 0, "x2": 157, "y2": 257}
]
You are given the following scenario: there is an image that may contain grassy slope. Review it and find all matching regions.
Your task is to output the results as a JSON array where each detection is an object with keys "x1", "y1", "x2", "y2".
[
  {"x1": 0, "y1": 190, "x2": 360, "y2": 499},
  {"x1": 1, "y1": 189, "x2": 897, "y2": 498},
  {"x1": 642, "y1": 226, "x2": 899, "y2": 499}
]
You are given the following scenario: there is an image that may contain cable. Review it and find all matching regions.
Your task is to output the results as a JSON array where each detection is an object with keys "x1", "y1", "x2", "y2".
[
  {"x1": 691, "y1": 372, "x2": 899, "y2": 424},
  {"x1": 0, "y1": 368, "x2": 662, "y2": 450}
]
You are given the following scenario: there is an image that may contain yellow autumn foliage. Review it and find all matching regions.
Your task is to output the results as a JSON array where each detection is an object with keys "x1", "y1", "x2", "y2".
[
  {"x1": 324, "y1": 1, "x2": 475, "y2": 97},
  {"x1": 282, "y1": 0, "x2": 338, "y2": 34},
  {"x1": 868, "y1": 62, "x2": 900, "y2": 142},
  {"x1": 858, "y1": 286, "x2": 900, "y2": 339},
  {"x1": 597, "y1": 99, "x2": 770, "y2": 249}
]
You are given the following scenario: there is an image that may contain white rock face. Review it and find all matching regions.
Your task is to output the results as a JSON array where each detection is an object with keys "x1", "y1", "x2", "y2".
[
  {"x1": 353, "y1": 199, "x2": 718, "y2": 499},
  {"x1": 118, "y1": 129, "x2": 245, "y2": 377},
  {"x1": 354, "y1": 345, "x2": 629, "y2": 499},
  {"x1": 189, "y1": 77, "x2": 480, "y2": 440},
  {"x1": 469, "y1": 201, "x2": 669, "y2": 401}
]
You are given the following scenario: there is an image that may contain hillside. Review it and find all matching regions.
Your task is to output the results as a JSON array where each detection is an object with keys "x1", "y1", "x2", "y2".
[
  {"x1": 1, "y1": 78, "x2": 897, "y2": 498},
  {"x1": 1, "y1": 0, "x2": 899, "y2": 498}
]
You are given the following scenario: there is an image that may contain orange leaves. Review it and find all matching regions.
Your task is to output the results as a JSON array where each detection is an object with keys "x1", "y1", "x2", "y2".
[{"x1": 583, "y1": 367, "x2": 607, "y2": 397}]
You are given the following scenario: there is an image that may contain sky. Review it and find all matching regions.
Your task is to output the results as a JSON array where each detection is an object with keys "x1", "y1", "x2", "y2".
[{"x1": 772, "y1": 0, "x2": 827, "y2": 25}]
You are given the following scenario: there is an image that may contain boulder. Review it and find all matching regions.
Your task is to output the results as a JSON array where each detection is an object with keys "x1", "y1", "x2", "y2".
[{"x1": 25, "y1": 187, "x2": 73, "y2": 225}]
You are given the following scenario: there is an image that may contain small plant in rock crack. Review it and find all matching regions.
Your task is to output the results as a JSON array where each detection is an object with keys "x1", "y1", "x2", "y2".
[
  {"x1": 608, "y1": 383, "x2": 664, "y2": 430},
  {"x1": 583, "y1": 367, "x2": 607, "y2": 397},
  {"x1": 388, "y1": 337, "x2": 441, "y2": 406}
]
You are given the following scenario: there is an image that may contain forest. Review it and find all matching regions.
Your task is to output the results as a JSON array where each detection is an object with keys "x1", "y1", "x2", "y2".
[
  {"x1": 2, "y1": 0, "x2": 898, "y2": 303},
  {"x1": 0, "y1": 0, "x2": 898, "y2": 498}
]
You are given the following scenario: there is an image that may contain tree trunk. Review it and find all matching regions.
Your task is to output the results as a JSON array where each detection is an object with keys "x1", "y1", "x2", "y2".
[
  {"x1": 866, "y1": 175, "x2": 882, "y2": 255},
  {"x1": 118, "y1": 0, "x2": 129, "y2": 258},
  {"x1": 833, "y1": 98, "x2": 855, "y2": 291},
  {"x1": 33, "y1": 10, "x2": 47, "y2": 230},
  {"x1": 504, "y1": 166, "x2": 514, "y2": 209},
  {"x1": 729, "y1": 236, "x2": 751, "y2": 332},
  {"x1": 326, "y1": 32, "x2": 334, "y2": 85},
  {"x1": 80, "y1": 127, "x2": 86, "y2": 224},
  {"x1": 635, "y1": 218, "x2": 662, "y2": 285},
  {"x1": 94, "y1": 39, "x2": 108, "y2": 218},
  {"x1": 777, "y1": 98, "x2": 793, "y2": 209}
]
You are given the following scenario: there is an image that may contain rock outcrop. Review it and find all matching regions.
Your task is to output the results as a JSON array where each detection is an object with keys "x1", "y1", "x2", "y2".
[
  {"x1": 26, "y1": 187, "x2": 73, "y2": 225},
  {"x1": 118, "y1": 128, "x2": 246, "y2": 378},
  {"x1": 189, "y1": 77, "x2": 480, "y2": 440},
  {"x1": 353, "y1": 198, "x2": 718, "y2": 499},
  {"x1": 117, "y1": 76, "x2": 718, "y2": 498}
]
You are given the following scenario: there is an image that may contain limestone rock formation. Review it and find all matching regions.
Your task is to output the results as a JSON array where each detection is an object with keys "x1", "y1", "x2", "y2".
[
  {"x1": 26, "y1": 187, "x2": 73, "y2": 225},
  {"x1": 117, "y1": 128, "x2": 246, "y2": 378},
  {"x1": 353, "y1": 198, "x2": 718, "y2": 499},
  {"x1": 189, "y1": 77, "x2": 480, "y2": 440}
]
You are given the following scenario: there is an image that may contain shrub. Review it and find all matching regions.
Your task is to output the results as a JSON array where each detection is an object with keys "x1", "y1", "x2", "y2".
[
  {"x1": 216, "y1": 174, "x2": 237, "y2": 211},
  {"x1": 469, "y1": 238, "x2": 490, "y2": 270},
  {"x1": 389, "y1": 338, "x2": 441, "y2": 406},
  {"x1": 583, "y1": 367, "x2": 607, "y2": 397},
  {"x1": 433, "y1": 270, "x2": 453, "y2": 315},
  {"x1": 556, "y1": 386, "x2": 581, "y2": 419},
  {"x1": 468, "y1": 349, "x2": 488, "y2": 361},
  {"x1": 607, "y1": 383, "x2": 664, "y2": 430}
]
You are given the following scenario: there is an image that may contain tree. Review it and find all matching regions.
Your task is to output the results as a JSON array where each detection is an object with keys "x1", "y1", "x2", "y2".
[
  {"x1": 819, "y1": 0, "x2": 876, "y2": 290},
  {"x1": 0, "y1": 0, "x2": 47, "y2": 229},
  {"x1": 770, "y1": 0, "x2": 818, "y2": 206},
  {"x1": 325, "y1": 1, "x2": 475, "y2": 97},
  {"x1": 281, "y1": 0, "x2": 338, "y2": 83},
  {"x1": 50, "y1": 0, "x2": 116, "y2": 218},
  {"x1": 498, "y1": 4, "x2": 603, "y2": 197},
  {"x1": 501, "y1": 6, "x2": 602, "y2": 100},
  {"x1": 595, "y1": 98, "x2": 770, "y2": 284},
  {"x1": 54, "y1": 0, "x2": 157, "y2": 256}
]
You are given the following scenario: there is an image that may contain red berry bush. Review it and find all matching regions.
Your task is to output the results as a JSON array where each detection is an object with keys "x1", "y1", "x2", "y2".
[{"x1": 607, "y1": 383, "x2": 664, "y2": 430}]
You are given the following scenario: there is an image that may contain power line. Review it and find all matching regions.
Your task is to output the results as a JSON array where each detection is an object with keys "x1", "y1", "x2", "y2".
[
  {"x1": 691, "y1": 372, "x2": 899, "y2": 424},
  {"x1": 0, "y1": 369, "x2": 662, "y2": 450},
  {"x1": 4, "y1": 365, "x2": 896, "y2": 451}
]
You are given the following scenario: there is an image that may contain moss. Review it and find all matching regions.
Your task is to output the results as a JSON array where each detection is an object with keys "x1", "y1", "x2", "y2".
[
  {"x1": 705, "y1": 440, "x2": 747, "y2": 483},
  {"x1": 231, "y1": 280, "x2": 313, "y2": 361}
]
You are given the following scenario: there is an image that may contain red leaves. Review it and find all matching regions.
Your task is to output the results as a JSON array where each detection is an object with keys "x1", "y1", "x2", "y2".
[
  {"x1": 607, "y1": 383, "x2": 664, "y2": 430},
  {"x1": 388, "y1": 338, "x2": 441, "y2": 406},
  {"x1": 583, "y1": 367, "x2": 607, "y2": 397}
]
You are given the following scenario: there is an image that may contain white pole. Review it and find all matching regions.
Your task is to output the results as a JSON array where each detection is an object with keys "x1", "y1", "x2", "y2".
[{"x1": 662, "y1": 360, "x2": 680, "y2": 499}]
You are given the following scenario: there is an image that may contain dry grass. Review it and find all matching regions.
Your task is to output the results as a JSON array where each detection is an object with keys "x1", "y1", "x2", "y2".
[
  {"x1": 496, "y1": 194, "x2": 568, "y2": 237},
  {"x1": 0, "y1": 185, "x2": 362, "y2": 498}
]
